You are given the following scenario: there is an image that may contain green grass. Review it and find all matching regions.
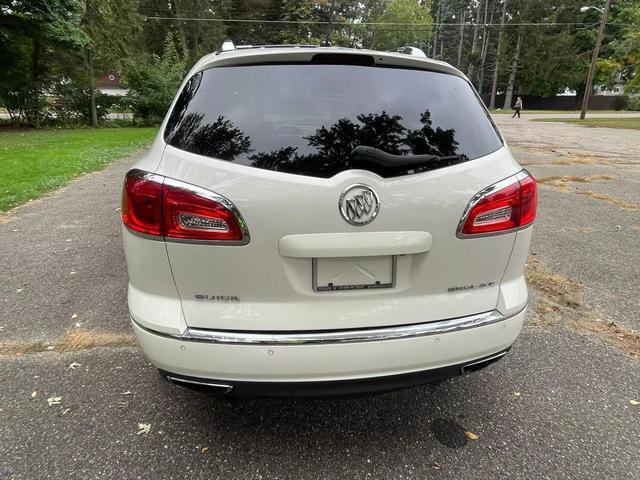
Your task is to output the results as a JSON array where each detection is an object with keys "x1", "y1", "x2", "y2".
[
  {"x1": 531, "y1": 117, "x2": 640, "y2": 130},
  {"x1": 0, "y1": 127, "x2": 157, "y2": 212}
]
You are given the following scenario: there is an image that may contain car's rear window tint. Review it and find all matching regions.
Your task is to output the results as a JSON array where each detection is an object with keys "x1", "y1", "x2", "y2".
[{"x1": 164, "y1": 64, "x2": 503, "y2": 178}]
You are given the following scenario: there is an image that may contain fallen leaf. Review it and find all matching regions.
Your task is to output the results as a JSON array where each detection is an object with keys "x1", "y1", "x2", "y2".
[
  {"x1": 47, "y1": 396, "x2": 62, "y2": 406},
  {"x1": 630, "y1": 400, "x2": 639, "y2": 406},
  {"x1": 431, "y1": 463, "x2": 441, "y2": 470},
  {"x1": 121, "y1": 391, "x2": 132, "y2": 395},
  {"x1": 465, "y1": 431, "x2": 479, "y2": 441},
  {"x1": 201, "y1": 447, "x2": 209, "y2": 453},
  {"x1": 31, "y1": 391, "x2": 37, "y2": 398},
  {"x1": 513, "y1": 392, "x2": 521, "y2": 397},
  {"x1": 46, "y1": 346, "x2": 55, "y2": 351},
  {"x1": 61, "y1": 408, "x2": 71, "y2": 415},
  {"x1": 68, "y1": 362, "x2": 82, "y2": 370},
  {"x1": 70, "y1": 271, "x2": 76, "y2": 275},
  {"x1": 75, "y1": 322, "x2": 82, "y2": 328},
  {"x1": 16, "y1": 288, "x2": 23, "y2": 293},
  {"x1": 137, "y1": 423, "x2": 151, "y2": 435},
  {"x1": 71, "y1": 314, "x2": 78, "y2": 319}
]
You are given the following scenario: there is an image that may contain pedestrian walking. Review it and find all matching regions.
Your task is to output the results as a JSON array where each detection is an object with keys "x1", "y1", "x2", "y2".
[{"x1": 512, "y1": 96, "x2": 523, "y2": 118}]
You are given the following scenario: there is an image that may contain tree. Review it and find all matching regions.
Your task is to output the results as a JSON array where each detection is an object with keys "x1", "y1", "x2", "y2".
[
  {"x1": 369, "y1": 0, "x2": 432, "y2": 51},
  {"x1": 78, "y1": 0, "x2": 142, "y2": 126},
  {"x1": 597, "y1": 0, "x2": 640, "y2": 93},
  {"x1": 489, "y1": 0, "x2": 507, "y2": 109},
  {"x1": 0, "y1": 0, "x2": 89, "y2": 125},
  {"x1": 126, "y1": 32, "x2": 186, "y2": 123}
]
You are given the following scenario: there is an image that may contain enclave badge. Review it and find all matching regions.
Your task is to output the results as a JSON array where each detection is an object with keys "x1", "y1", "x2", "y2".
[{"x1": 339, "y1": 184, "x2": 380, "y2": 226}]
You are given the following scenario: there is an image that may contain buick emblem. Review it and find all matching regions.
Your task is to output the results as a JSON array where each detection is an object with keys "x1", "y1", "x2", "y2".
[{"x1": 339, "y1": 184, "x2": 380, "y2": 226}]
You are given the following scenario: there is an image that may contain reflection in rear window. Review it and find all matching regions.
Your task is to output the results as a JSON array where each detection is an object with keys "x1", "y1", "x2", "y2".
[{"x1": 164, "y1": 64, "x2": 503, "y2": 178}]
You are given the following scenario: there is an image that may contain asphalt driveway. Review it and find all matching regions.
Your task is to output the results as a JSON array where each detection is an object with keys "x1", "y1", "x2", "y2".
[{"x1": 1, "y1": 118, "x2": 639, "y2": 479}]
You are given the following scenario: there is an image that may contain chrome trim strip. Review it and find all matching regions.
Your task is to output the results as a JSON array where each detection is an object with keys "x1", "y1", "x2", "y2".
[
  {"x1": 456, "y1": 169, "x2": 533, "y2": 239},
  {"x1": 136, "y1": 307, "x2": 523, "y2": 346}
]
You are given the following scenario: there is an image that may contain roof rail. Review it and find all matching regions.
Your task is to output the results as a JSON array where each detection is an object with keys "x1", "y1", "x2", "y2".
[
  {"x1": 237, "y1": 44, "x2": 320, "y2": 50},
  {"x1": 219, "y1": 40, "x2": 321, "y2": 53}
]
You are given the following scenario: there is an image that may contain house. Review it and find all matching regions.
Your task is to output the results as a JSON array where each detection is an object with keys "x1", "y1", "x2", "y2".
[{"x1": 96, "y1": 72, "x2": 128, "y2": 97}]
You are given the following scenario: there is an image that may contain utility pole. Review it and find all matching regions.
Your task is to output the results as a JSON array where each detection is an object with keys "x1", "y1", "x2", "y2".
[
  {"x1": 324, "y1": 0, "x2": 335, "y2": 46},
  {"x1": 502, "y1": 31, "x2": 522, "y2": 110},
  {"x1": 457, "y1": 8, "x2": 466, "y2": 67},
  {"x1": 433, "y1": 1, "x2": 442, "y2": 59},
  {"x1": 489, "y1": 0, "x2": 508, "y2": 110},
  {"x1": 467, "y1": 0, "x2": 485, "y2": 81},
  {"x1": 478, "y1": 0, "x2": 494, "y2": 95},
  {"x1": 580, "y1": 0, "x2": 612, "y2": 119}
]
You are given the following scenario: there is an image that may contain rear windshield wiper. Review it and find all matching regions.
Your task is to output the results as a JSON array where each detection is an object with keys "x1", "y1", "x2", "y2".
[{"x1": 351, "y1": 145, "x2": 465, "y2": 170}]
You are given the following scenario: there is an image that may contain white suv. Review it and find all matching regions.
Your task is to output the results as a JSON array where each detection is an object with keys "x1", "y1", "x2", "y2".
[{"x1": 122, "y1": 45, "x2": 536, "y2": 397}]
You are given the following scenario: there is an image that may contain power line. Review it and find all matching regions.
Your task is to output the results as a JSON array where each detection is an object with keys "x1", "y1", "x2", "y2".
[{"x1": 143, "y1": 16, "x2": 609, "y2": 27}]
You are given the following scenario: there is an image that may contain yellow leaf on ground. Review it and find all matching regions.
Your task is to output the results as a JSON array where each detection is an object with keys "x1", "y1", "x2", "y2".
[
  {"x1": 465, "y1": 431, "x2": 479, "y2": 441},
  {"x1": 630, "y1": 400, "x2": 639, "y2": 406}
]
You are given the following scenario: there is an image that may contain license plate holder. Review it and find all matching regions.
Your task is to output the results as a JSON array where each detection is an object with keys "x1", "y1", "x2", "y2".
[{"x1": 312, "y1": 256, "x2": 396, "y2": 292}]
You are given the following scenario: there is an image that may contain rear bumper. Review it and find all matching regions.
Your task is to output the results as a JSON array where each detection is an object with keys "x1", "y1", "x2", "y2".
[
  {"x1": 159, "y1": 348, "x2": 510, "y2": 397},
  {"x1": 132, "y1": 306, "x2": 526, "y2": 393}
]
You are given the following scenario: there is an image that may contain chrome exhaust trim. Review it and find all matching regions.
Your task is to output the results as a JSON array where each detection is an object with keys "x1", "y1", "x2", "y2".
[
  {"x1": 165, "y1": 375, "x2": 233, "y2": 394},
  {"x1": 460, "y1": 350, "x2": 508, "y2": 374}
]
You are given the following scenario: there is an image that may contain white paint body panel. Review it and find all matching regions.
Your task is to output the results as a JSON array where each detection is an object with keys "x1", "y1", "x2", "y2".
[
  {"x1": 123, "y1": 47, "x2": 533, "y2": 384},
  {"x1": 155, "y1": 145, "x2": 524, "y2": 331},
  {"x1": 132, "y1": 309, "x2": 525, "y2": 382},
  {"x1": 279, "y1": 231, "x2": 432, "y2": 258}
]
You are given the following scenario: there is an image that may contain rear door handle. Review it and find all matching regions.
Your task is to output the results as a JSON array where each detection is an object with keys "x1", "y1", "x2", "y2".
[{"x1": 278, "y1": 231, "x2": 432, "y2": 258}]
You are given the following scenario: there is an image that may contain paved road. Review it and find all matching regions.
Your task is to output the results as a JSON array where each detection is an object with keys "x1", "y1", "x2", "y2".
[{"x1": 1, "y1": 118, "x2": 639, "y2": 479}]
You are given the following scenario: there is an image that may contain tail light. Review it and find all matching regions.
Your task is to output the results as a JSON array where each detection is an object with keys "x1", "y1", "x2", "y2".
[
  {"x1": 457, "y1": 171, "x2": 537, "y2": 237},
  {"x1": 121, "y1": 169, "x2": 248, "y2": 243}
]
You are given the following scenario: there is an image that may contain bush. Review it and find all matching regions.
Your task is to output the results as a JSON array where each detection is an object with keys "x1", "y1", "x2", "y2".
[
  {"x1": 126, "y1": 33, "x2": 185, "y2": 124},
  {"x1": 627, "y1": 95, "x2": 640, "y2": 111},
  {"x1": 51, "y1": 80, "x2": 120, "y2": 125},
  {"x1": 611, "y1": 95, "x2": 630, "y2": 111},
  {"x1": 2, "y1": 87, "x2": 50, "y2": 126}
]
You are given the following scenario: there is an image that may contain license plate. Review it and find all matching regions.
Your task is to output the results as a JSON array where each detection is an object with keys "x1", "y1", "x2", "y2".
[{"x1": 313, "y1": 256, "x2": 396, "y2": 292}]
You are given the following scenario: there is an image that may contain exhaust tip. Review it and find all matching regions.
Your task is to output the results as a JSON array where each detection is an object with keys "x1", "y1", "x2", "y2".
[
  {"x1": 165, "y1": 375, "x2": 233, "y2": 395},
  {"x1": 460, "y1": 350, "x2": 508, "y2": 375}
]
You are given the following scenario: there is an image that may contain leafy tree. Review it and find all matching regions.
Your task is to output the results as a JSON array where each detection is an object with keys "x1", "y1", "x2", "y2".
[
  {"x1": 126, "y1": 32, "x2": 186, "y2": 123},
  {"x1": 0, "y1": 0, "x2": 89, "y2": 125},
  {"x1": 599, "y1": 0, "x2": 640, "y2": 93},
  {"x1": 368, "y1": 0, "x2": 432, "y2": 51}
]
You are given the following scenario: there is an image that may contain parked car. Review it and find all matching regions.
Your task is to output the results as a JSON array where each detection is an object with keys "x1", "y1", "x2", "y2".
[{"x1": 121, "y1": 43, "x2": 537, "y2": 397}]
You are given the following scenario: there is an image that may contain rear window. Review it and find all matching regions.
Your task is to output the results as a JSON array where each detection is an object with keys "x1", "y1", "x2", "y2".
[{"x1": 164, "y1": 63, "x2": 503, "y2": 178}]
